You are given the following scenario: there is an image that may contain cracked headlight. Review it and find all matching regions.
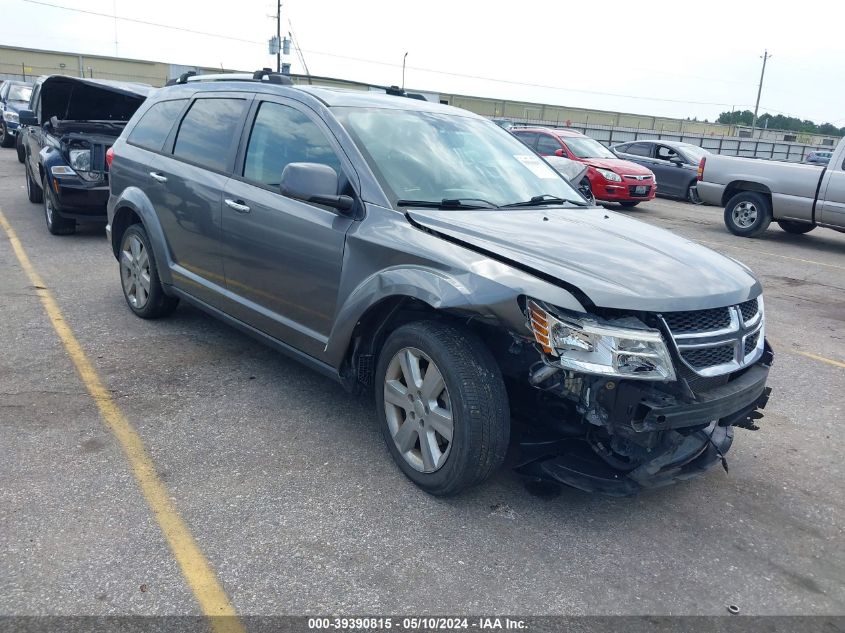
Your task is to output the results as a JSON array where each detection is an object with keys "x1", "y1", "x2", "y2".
[
  {"x1": 526, "y1": 299, "x2": 675, "y2": 381},
  {"x1": 68, "y1": 149, "x2": 91, "y2": 171},
  {"x1": 595, "y1": 167, "x2": 622, "y2": 182}
]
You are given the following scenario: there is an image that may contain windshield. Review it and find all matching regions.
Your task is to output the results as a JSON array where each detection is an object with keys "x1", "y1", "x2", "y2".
[
  {"x1": 678, "y1": 143, "x2": 709, "y2": 162},
  {"x1": 562, "y1": 136, "x2": 616, "y2": 159},
  {"x1": 333, "y1": 107, "x2": 583, "y2": 207},
  {"x1": 8, "y1": 85, "x2": 32, "y2": 102}
]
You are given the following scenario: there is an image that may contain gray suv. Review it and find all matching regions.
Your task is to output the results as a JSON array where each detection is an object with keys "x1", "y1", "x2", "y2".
[{"x1": 106, "y1": 71, "x2": 773, "y2": 496}]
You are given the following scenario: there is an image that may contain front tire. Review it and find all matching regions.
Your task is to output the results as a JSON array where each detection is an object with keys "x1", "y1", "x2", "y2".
[
  {"x1": 0, "y1": 123, "x2": 14, "y2": 148},
  {"x1": 119, "y1": 224, "x2": 179, "y2": 319},
  {"x1": 43, "y1": 175, "x2": 76, "y2": 235},
  {"x1": 375, "y1": 321, "x2": 510, "y2": 496},
  {"x1": 724, "y1": 191, "x2": 772, "y2": 237},
  {"x1": 777, "y1": 220, "x2": 815, "y2": 234},
  {"x1": 16, "y1": 134, "x2": 25, "y2": 163}
]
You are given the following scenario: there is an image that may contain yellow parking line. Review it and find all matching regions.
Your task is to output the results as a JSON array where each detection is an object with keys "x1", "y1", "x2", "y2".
[
  {"x1": 792, "y1": 349, "x2": 845, "y2": 369},
  {"x1": 0, "y1": 209, "x2": 244, "y2": 633}
]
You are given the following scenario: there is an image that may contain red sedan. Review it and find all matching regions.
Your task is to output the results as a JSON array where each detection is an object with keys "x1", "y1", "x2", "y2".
[{"x1": 512, "y1": 127, "x2": 656, "y2": 207}]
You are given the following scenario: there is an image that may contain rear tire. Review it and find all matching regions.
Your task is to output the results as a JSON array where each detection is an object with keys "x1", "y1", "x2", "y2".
[
  {"x1": 724, "y1": 191, "x2": 772, "y2": 237},
  {"x1": 777, "y1": 220, "x2": 815, "y2": 234},
  {"x1": 26, "y1": 163, "x2": 43, "y2": 203},
  {"x1": 0, "y1": 123, "x2": 14, "y2": 148},
  {"x1": 43, "y1": 175, "x2": 76, "y2": 235},
  {"x1": 119, "y1": 224, "x2": 179, "y2": 319},
  {"x1": 686, "y1": 183, "x2": 703, "y2": 205},
  {"x1": 619, "y1": 201, "x2": 639, "y2": 208},
  {"x1": 375, "y1": 321, "x2": 510, "y2": 496}
]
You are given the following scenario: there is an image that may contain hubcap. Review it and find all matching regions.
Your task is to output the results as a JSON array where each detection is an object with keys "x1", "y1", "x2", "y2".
[
  {"x1": 120, "y1": 234, "x2": 151, "y2": 309},
  {"x1": 732, "y1": 201, "x2": 758, "y2": 228},
  {"x1": 383, "y1": 347, "x2": 453, "y2": 473}
]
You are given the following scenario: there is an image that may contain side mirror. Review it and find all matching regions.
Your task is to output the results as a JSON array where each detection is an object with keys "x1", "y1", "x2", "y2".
[
  {"x1": 18, "y1": 109, "x2": 38, "y2": 126},
  {"x1": 669, "y1": 155, "x2": 685, "y2": 165},
  {"x1": 554, "y1": 148, "x2": 566, "y2": 157},
  {"x1": 280, "y1": 162, "x2": 354, "y2": 214}
]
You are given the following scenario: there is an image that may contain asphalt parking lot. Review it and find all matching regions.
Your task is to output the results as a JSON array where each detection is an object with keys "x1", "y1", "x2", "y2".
[{"x1": 1, "y1": 147, "x2": 843, "y2": 620}]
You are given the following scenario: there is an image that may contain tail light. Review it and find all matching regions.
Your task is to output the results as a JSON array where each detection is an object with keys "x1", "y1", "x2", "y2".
[
  {"x1": 697, "y1": 156, "x2": 706, "y2": 181},
  {"x1": 105, "y1": 146, "x2": 114, "y2": 169}
]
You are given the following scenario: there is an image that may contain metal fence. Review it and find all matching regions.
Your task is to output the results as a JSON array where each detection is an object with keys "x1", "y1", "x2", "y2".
[
  {"x1": 0, "y1": 62, "x2": 166, "y2": 86},
  {"x1": 506, "y1": 118, "x2": 821, "y2": 162}
]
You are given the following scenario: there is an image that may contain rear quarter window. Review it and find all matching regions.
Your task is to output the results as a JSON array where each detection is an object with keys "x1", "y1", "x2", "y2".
[{"x1": 127, "y1": 99, "x2": 187, "y2": 151}]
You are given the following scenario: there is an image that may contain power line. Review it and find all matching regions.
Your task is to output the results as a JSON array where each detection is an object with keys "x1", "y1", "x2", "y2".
[{"x1": 22, "y1": 0, "x2": 264, "y2": 44}]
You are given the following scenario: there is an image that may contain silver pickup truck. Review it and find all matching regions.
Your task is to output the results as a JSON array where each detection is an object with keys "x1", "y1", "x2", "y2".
[{"x1": 697, "y1": 137, "x2": 845, "y2": 237}]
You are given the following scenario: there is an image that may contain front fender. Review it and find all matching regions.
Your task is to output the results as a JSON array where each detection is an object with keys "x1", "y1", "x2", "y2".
[
  {"x1": 323, "y1": 263, "x2": 586, "y2": 367},
  {"x1": 108, "y1": 186, "x2": 173, "y2": 286}
]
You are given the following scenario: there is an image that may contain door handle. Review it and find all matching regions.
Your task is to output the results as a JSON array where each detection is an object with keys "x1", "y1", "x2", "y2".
[
  {"x1": 149, "y1": 172, "x2": 168, "y2": 183},
  {"x1": 224, "y1": 198, "x2": 251, "y2": 213}
]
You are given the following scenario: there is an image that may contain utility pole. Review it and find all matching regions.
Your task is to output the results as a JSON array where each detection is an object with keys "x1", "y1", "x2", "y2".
[
  {"x1": 751, "y1": 49, "x2": 771, "y2": 137},
  {"x1": 401, "y1": 52, "x2": 408, "y2": 92},
  {"x1": 276, "y1": 1, "x2": 281, "y2": 73}
]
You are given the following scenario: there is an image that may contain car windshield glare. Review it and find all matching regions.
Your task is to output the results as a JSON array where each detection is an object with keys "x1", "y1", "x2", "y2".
[
  {"x1": 678, "y1": 143, "x2": 709, "y2": 162},
  {"x1": 563, "y1": 136, "x2": 616, "y2": 159},
  {"x1": 334, "y1": 107, "x2": 584, "y2": 207},
  {"x1": 9, "y1": 85, "x2": 32, "y2": 102}
]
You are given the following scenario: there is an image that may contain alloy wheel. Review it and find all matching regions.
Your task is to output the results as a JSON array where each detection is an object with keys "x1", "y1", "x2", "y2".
[
  {"x1": 383, "y1": 347, "x2": 453, "y2": 473},
  {"x1": 732, "y1": 201, "x2": 758, "y2": 228},
  {"x1": 120, "y1": 234, "x2": 151, "y2": 309},
  {"x1": 44, "y1": 190, "x2": 54, "y2": 228}
]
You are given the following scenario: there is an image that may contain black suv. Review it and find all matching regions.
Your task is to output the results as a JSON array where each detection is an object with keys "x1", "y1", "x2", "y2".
[{"x1": 106, "y1": 71, "x2": 772, "y2": 496}]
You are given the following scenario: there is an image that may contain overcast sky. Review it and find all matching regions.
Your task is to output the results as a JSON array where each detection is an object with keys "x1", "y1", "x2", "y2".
[{"x1": 2, "y1": 0, "x2": 843, "y2": 124}]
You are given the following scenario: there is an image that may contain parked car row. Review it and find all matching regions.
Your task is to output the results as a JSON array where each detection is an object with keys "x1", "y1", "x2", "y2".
[{"x1": 5, "y1": 71, "x2": 775, "y2": 498}]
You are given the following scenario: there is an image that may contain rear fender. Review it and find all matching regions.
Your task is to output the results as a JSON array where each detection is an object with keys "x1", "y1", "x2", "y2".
[{"x1": 109, "y1": 186, "x2": 173, "y2": 286}]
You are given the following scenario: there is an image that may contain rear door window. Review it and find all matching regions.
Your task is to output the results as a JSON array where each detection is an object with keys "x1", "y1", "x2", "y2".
[
  {"x1": 537, "y1": 134, "x2": 563, "y2": 155},
  {"x1": 128, "y1": 99, "x2": 187, "y2": 151},
  {"x1": 512, "y1": 131, "x2": 539, "y2": 149},
  {"x1": 625, "y1": 142, "x2": 653, "y2": 157},
  {"x1": 173, "y1": 98, "x2": 247, "y2": 172},
  {"x1": 243, "y1": 101, "x2": 342, "y2": 189}
]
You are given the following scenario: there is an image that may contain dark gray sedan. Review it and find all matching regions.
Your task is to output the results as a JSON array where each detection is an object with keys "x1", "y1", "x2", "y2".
[{"x1": 612, "y1": 140, "x2": 709, "y2": 203}]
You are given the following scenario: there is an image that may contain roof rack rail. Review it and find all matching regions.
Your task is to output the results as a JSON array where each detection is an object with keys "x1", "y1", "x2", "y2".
[
  {"x1": 383, "y1": 85, "x2": 426, "y2": 101},
  {"x1": 164, "y1": 70, "x2": 197, "y2": 86},
  {"x1": 164, "y1": 69, "x2": 293, "y2": 87}
]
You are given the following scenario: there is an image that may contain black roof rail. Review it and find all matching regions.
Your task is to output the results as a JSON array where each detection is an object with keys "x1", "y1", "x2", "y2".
[
  {"x1": 164, "y1": 71, "x2": 197, "y2": 86},
  {"x1": 252, "y1": 68, "x2": 293, "y2": 85},
  {"x1": 383, "y1": 85, "x2": 426, "y2": 101}
]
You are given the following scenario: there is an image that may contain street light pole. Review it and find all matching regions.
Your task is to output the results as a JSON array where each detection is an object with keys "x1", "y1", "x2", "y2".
[
  {"x1": 751, "y1": 49, "x2": 771, "y2": 137},
  {"x1": 402, "y1": 52, "x2": 408, "y2": 92}
]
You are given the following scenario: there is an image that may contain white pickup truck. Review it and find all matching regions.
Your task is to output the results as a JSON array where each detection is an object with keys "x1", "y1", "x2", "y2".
[{"x1": 696, "y1": 137, "x2": 845, "y2": 237}]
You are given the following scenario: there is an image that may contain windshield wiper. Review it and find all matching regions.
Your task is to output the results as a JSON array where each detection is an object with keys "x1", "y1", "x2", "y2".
[
  {"x1": 502, "y1": 194, "x2": 587, "y2": 208},
  {"x1": 397, "y1": 198, "x2": 499, "y2": 210}
]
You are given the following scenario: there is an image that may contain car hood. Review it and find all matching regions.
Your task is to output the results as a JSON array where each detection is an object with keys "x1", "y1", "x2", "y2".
[
  {"x1": 582, "y1": 157, "x2": 652, "y2": 175},
  {"x1": 39, "y1": 75, "x2": 151, "y2": 125},
  {"x1": 407, "y1": 207, "x2": 761, "y2": 312}
]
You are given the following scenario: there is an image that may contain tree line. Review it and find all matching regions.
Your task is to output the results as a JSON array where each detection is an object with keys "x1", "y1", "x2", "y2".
[{"x1": 717, "y1": 110, "x2": 842, "y2": 136}]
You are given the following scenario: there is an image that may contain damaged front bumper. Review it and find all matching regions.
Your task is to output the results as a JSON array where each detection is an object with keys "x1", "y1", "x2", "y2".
[{"x1": 515, "y1": 346, "x2": 773, "y2": 496}]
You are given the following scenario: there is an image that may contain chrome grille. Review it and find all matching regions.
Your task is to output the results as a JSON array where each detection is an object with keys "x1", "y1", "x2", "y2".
[{"x1": 660, "y1": 297, "x2": 765, "y2": 377}]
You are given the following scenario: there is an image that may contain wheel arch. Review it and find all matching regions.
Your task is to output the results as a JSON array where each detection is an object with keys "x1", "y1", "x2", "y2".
[
  {"x1": 327, "y1": 268, "x2": 519, "y2": 391},
  {"x1": 109, "y1": 187, "x2": 173, "y2": 286},
  {"x1": 721, "y1": 180, "x2": 772, "y2": 208}
]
